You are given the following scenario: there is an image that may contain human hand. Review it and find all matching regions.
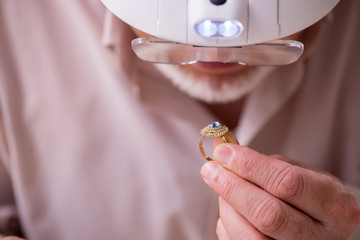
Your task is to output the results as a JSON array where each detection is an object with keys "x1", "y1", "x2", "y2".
[{"x1": 200, "y1": 143, "x2": 360, "y2": 239}]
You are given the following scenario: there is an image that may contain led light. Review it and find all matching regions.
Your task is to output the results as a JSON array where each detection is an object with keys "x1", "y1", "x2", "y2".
[
  {"x1": 218, "y1": 20, "x2": 243, "y2": 37},
  {"x1": 195, "y1": 19, "x2": 243, "y2": 38},
  {"x1": 195, "y1": 20, "x2": 218, "y2": 37}
]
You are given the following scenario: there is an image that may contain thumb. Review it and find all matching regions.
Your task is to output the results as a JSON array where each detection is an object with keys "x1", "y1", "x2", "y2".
[{"x1": 213, "y1": 131, "x2": 239, "y2": 151}]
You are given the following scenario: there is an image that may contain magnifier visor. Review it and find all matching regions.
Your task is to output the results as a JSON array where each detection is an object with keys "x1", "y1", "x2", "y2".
[{"x1": 132, "y1": 37, "x2": 304, "y2": 66}]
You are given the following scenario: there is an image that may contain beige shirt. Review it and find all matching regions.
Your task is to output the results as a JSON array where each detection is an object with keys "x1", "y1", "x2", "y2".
[{"x1": 0, "y1": 0, "x2": 359, "y2": 239}]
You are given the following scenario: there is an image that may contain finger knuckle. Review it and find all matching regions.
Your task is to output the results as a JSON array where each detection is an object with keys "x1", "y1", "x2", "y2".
[
  {"x1": 341, "y1": 194, "x2": 360, "y2": 226},
  {"x1": 353, "y1": 201, "x2": 360, "y2": 225},
  {"x1": 253, "y1": 198, "x2": 288, "y2": 234},
  {"x1": 274, "y1": 166, "x2": 305, "y2": 201},
  {"x1": 220, "y1": 176, "x2": 239, "y2": 201},
  {"x1": 234, "y1": 148, "x2": 258, "y2": 177},
  {"x1": 325, "y1": 184, "x2": 360, "y2": 226}
]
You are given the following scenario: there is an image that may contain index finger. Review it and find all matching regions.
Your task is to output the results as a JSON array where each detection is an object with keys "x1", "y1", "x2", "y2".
[{"x1": 212, "y1": 143, "x2": 355, "y2": 224}]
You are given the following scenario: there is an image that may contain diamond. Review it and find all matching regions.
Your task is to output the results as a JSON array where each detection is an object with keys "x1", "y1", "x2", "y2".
[
  {"x1": 209, "y1": 122, "x2": 221, "y2": 129},
  {"x1": 201, "y1": 122, "x2": 228, "y2": 137}
]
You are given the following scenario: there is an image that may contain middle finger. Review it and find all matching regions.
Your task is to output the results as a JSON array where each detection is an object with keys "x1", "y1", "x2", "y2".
[{"x1": 201, "y1": 161, "x2": 321, "y2": 239}]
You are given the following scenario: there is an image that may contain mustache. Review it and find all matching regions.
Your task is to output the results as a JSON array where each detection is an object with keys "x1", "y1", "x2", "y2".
[{"x1": 153, "y1": 64, "x2": 275, "y2": 104}]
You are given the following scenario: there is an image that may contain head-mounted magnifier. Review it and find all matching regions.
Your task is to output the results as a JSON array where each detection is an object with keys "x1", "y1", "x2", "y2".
[{"x1": 101, "y1": 0, "x2": 341, "y2": 66}]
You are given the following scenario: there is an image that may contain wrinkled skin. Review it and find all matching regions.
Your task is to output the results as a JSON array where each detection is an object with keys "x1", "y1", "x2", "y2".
[{"x1": 201, "y1": 139, "x2": 360, "y2": 240}]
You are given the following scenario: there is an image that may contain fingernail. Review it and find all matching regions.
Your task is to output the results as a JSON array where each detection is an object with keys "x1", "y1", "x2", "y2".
[
  {"x1": 213, "y1": 144, "x2": 234, "y2": 165},
  {"x1": 201, "y1": 161, "x2": 218, "y2": 182}
]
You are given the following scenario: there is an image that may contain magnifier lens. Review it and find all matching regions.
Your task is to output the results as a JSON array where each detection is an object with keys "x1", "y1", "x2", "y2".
[{"x1": 131, "y1": 37, "x2": 304, "y2": 66}]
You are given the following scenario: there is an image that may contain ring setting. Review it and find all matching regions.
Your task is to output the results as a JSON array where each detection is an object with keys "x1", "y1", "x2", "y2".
[
  {"x1": 199, "y1": 122, "x2": 231, "y2": 161},
  {"x1": 200, "y1": 122, "x2": 229, "y2": 137}
]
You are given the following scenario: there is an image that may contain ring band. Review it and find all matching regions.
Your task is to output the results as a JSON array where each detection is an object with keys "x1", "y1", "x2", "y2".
[{"x1": 199, "y1": 122, "x2": 238, "y2": 161}]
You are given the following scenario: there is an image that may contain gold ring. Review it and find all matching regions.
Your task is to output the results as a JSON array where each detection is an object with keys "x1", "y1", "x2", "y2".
[{"x1": 199, "y1": 122, "x2": 238, "y2": 161}]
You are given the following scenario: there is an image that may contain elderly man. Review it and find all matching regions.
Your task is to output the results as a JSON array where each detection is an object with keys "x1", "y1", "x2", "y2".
[{"x1": 0, "y1": 0, "x2": 359, "y2": 239}]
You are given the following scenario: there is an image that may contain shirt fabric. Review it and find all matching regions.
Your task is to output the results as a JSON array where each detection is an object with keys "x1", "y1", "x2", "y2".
[{"x1": 0, "y1": 0, "x2": 359, "y2": 239}]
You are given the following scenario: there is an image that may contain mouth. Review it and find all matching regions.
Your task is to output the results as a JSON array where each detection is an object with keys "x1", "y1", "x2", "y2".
[
  {"x1": 189, "y1": 61, "x2": 248, "y2": 75},
  {"x1": 194, "y1": 62, "x2": 240, "y2": 69}
]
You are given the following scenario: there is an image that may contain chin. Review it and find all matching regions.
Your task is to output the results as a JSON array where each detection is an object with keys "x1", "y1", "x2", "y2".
[{"x1": 153, "y1": 63, "x2": 275, "y2": 104}]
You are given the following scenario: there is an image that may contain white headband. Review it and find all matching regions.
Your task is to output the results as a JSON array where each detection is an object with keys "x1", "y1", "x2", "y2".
[{"x1": 101, "y1": 0, "x2": 340, "y2": 47}]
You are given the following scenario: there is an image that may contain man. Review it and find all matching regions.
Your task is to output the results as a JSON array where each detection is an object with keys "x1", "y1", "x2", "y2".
[{"x1": 0, "y1": 0, "x2": 359, "y2": 239}]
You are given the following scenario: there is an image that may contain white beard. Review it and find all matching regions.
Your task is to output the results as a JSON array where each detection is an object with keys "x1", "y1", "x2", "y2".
[{"x1": 153, "y1": 63, "x2": 275, "y2": 104}]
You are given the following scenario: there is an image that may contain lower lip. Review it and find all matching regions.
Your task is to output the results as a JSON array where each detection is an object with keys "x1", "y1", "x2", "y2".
[{"x1": 194, "y1": 62, "x2": 240, "y2": 70}]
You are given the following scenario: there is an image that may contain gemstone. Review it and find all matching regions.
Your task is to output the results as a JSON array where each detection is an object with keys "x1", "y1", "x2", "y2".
[{"x1": 209, "y1": 122, "x2": 221, "y2": 129}]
